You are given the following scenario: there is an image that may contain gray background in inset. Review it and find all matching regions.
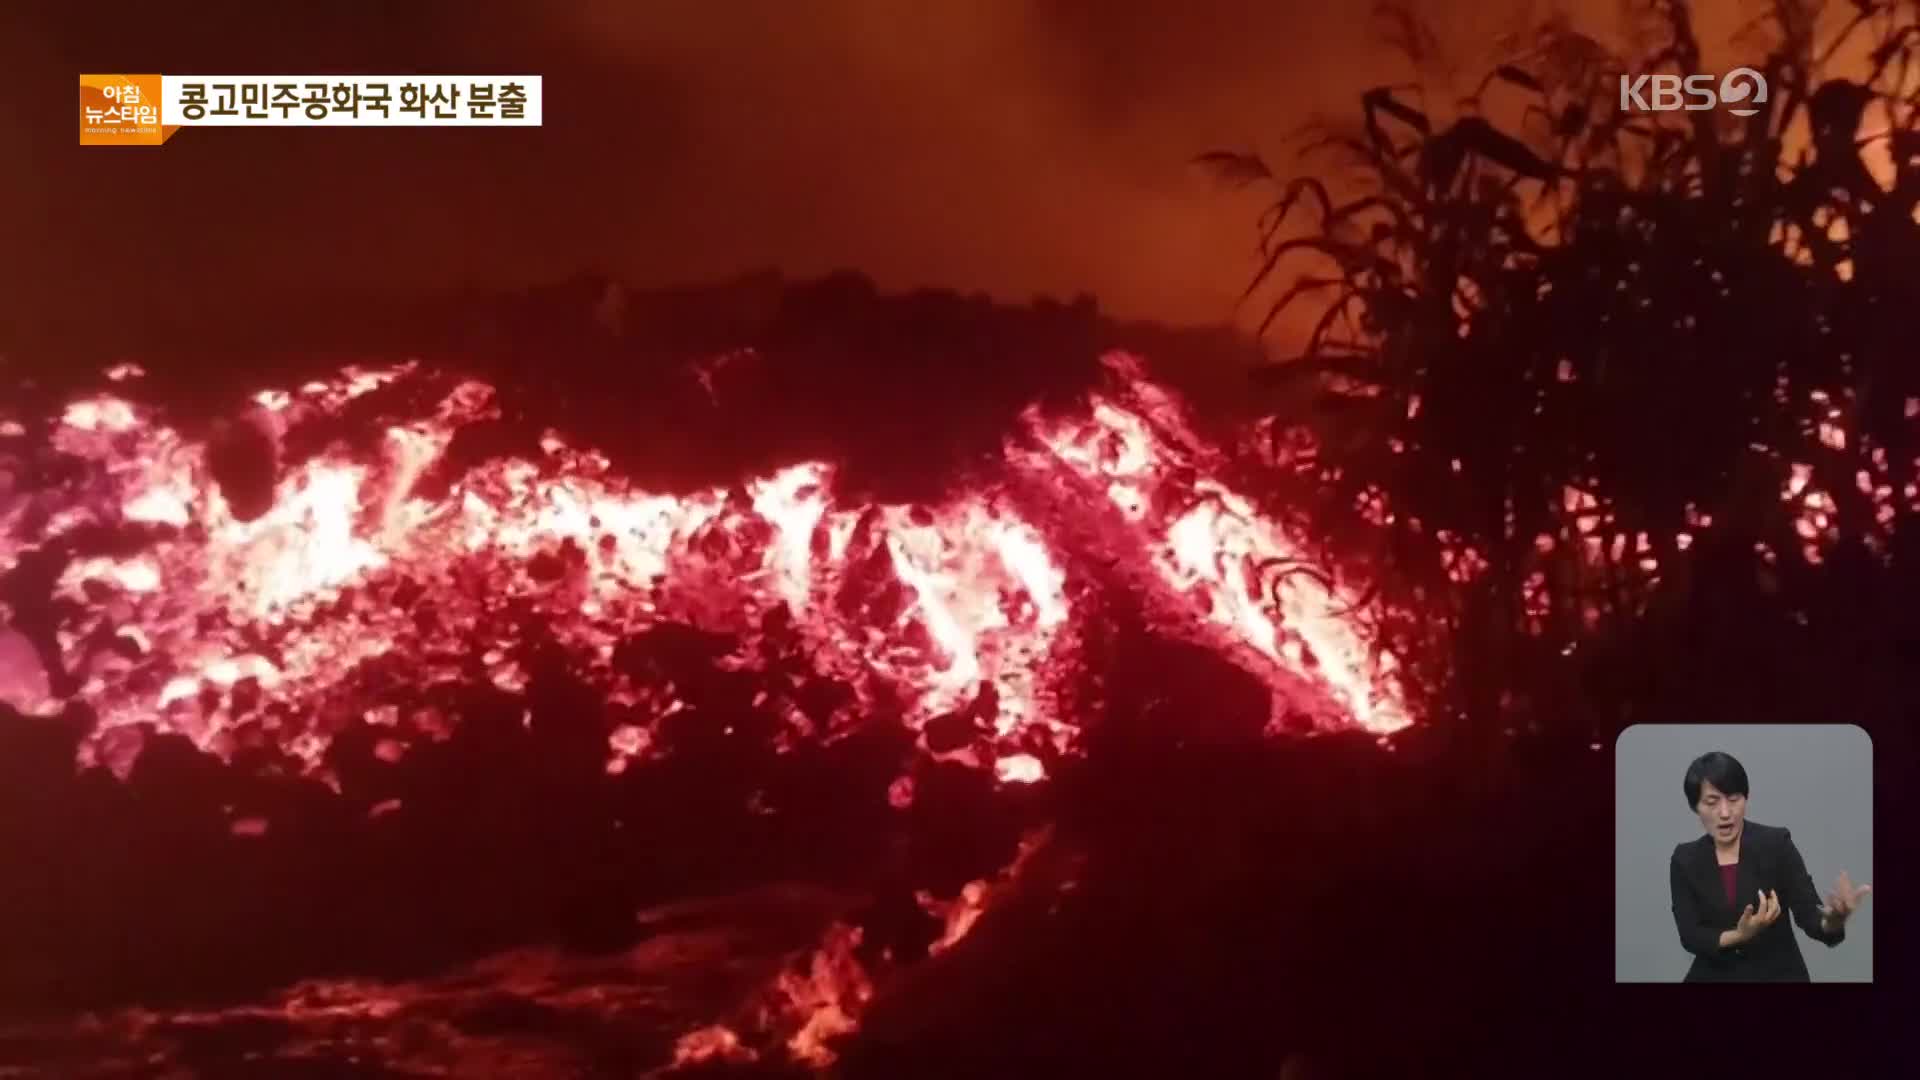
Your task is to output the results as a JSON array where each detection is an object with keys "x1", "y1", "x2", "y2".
[{"x1": 1614, "y1": 724, "x2": 1873, "y2": 983}]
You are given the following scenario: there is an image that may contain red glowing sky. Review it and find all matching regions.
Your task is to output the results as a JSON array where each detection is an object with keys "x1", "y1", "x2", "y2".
[{"x1": 1, "y1": 1, "x2": 1778, "y2": 352}]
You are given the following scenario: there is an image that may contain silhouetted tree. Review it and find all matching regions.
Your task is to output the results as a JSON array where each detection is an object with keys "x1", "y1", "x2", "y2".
[{"x1": 1205, "y1": 0, "x2": 1920, "y2": 743}]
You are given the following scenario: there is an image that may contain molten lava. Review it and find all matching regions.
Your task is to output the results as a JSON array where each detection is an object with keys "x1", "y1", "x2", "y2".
[
  {"x1": 0, "y1": 349, "x2": 1418, "y2": 1072},
  {"x1": 0, "y1": 352, "x2": 1407, "y2": 792}
]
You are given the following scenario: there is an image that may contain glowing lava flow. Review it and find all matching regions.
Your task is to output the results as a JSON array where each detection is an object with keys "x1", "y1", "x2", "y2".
[
  {"x1": 0, "y1": 353, "x2": 1407, "y2": 787},
  {"x1": 1023, "y1": 356, "x2": 1405, "y2": 734}
]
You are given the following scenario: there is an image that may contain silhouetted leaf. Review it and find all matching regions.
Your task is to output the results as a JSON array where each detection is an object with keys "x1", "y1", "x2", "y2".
[
  {"x1": 1445, "y1": 118, "x2": 1561, "y2": 180},
  {"x1": 1362, "y1": 86, "x2": 1431, "y2": 146}
]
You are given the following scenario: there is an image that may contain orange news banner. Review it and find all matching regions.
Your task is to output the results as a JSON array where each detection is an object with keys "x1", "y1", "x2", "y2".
[{"x1": 80, "y1": 75, "x2": 179, "y2": 146}]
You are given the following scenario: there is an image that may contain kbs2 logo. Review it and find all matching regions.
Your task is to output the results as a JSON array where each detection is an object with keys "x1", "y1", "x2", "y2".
[{"x1": 1618, "y1": 68, "x2": 1767, "y2": 117}]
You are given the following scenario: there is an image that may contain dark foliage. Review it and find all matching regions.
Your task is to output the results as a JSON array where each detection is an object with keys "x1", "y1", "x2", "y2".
[{"x1": 1203, "y1": 0, "x2": 1920, "y2": 745}]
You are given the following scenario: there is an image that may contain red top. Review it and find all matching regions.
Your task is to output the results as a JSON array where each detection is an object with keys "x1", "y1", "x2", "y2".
[{"x1": 1718, "y1": 862, "x2": 1739, "y2": 907}]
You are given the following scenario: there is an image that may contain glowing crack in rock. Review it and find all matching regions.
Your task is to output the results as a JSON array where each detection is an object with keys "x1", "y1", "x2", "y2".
[{"x1": 0, "y1": 352, "x2": 1409, "y2": 784}]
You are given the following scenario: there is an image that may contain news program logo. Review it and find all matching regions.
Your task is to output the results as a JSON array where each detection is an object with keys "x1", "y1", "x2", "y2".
[
  {"x1": 79, "y1": 75, "x2": 173, "y2": 146},
  {"x1": 1619, "y1": 67, "x2": 1767, "y2": 117}
]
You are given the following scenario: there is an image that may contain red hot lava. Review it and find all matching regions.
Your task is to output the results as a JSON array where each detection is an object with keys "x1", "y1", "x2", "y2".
[
  {"x1": 0, "y1": 350, "x2": 1409, "y2": 1068},
  {"x1": 0, "y1": 352, "x2": 1407, "y2": 791}
]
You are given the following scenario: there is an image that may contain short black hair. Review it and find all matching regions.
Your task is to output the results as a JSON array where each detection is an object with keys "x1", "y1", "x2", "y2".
[{"x1": 1684, "y1": 751, "x2": 1750, "y2": 808}]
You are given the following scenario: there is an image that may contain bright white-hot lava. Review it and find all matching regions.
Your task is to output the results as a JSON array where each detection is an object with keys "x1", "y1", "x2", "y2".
[{"x1": 0, "y1": 352, "x2": 1408, "y2": 788}]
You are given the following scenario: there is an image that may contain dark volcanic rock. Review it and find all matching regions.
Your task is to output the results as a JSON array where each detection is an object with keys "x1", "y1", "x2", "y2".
[{"x1": 204, "y1": 412, "x2": 280, "y2": 522}]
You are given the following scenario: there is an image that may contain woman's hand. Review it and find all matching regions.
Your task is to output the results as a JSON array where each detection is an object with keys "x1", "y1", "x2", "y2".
[
  {"x1": 1732, "y1": 889, "x2": 1782, "y2": 944},
  {"x1": 1820, "y1": 871, "x2": 1871, "y2": 932}
]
